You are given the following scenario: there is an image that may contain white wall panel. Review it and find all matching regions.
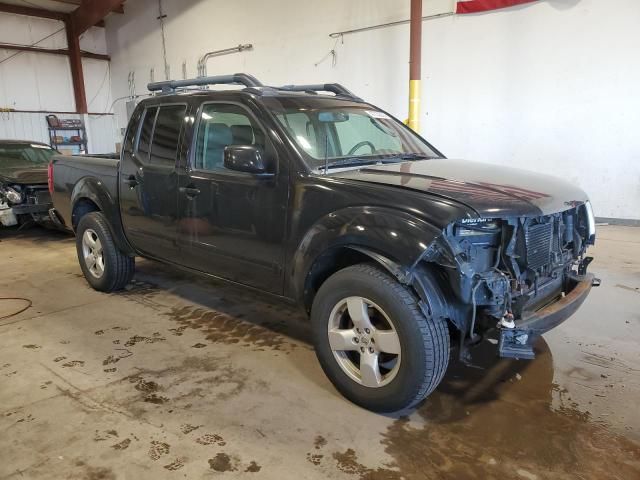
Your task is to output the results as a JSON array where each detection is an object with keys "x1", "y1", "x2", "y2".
[
  {"x1": 0, "y1": 14, "x2": 115, "y2": 152},
  {"x1": 98, "y1": 0, "x2": 637, "y2": 220},
  {"x1": 84, "y1": 59, "x2": 112, "y2": 113},
  {"x1": 0, "y1": 111, "x2": 116, "y2": 153},
  {"x1": 85, "y1": 114, "x2": 118, "y2": 153}
]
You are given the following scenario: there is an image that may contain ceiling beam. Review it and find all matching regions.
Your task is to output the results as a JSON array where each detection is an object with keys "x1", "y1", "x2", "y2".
[
  {"x1": 49, "y1": 0, "x2": 124, "y2": 14},
  {"x1": 0, "y1": 2, "x2": 66, "y2": 20},
  {"x1": 69, "y1": 0, "x2": 124, "y2": 35},
  {"x1": 48, "y1": 0, "x2": 82, "y2": 5},
  {"x1": 0, "y1": 43, "x2": 110, "y2": 61}
]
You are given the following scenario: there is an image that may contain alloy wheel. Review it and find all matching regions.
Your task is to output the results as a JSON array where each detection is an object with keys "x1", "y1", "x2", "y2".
[
  {"x1": 81, "y1": 228, "x2": 105, "y2": 278},
  {"x1": 327, "y1": 296, "x2": 401, "y2": 388}
]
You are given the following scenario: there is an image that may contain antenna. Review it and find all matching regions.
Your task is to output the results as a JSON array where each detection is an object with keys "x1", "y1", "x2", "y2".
[{"x1": 324, "y1": 127, "x2": 330, "y2": 175}]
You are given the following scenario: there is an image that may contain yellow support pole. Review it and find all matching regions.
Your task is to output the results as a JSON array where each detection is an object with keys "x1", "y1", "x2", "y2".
[{"x1": 408, "y1": 79, "x2": 421, "y2": 132}]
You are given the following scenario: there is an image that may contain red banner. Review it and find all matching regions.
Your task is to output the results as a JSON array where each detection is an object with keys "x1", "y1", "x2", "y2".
[{"x1": 456, "y1": 0, "x2": 538, "y2": 14}]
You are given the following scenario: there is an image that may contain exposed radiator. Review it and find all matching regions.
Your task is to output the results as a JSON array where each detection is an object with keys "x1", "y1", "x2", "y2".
[{"x1": 525, "y1": 222, "x2": 553, "y2": 270}]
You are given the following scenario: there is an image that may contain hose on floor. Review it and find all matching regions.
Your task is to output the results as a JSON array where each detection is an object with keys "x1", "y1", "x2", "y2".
[{"x1": 0, "y1": 297, "x2": 32, "y2": 320}]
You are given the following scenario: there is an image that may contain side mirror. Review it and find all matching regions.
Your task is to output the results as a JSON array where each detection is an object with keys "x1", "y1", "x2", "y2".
[{"x1": 223, "y1": 145, "x2": 271, "y2": 175}]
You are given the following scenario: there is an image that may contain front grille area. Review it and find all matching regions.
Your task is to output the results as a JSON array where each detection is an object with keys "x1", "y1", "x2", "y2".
[
  {"x1": 35, "y1": 189, "x2": 51, "y2": 204},
  {"x1": 525, "y1": 222, "x2": 553, "y2": 270},
  {"x1": 23, "y1": 187, "x2": 51, "y2": 206}
]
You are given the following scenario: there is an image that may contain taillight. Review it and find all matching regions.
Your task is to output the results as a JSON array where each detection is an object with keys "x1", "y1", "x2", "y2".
[{"x1": 48, "y1": 162, "x2": 54, "y2": 195}]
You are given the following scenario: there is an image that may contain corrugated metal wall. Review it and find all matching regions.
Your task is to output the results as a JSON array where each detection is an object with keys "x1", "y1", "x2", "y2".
[
  {"x1": 0, "y1": 14, "x2": 115, "y2": 153},
  {"x1": 0, "y1": 111, "x2": 117, "y2": 153}
]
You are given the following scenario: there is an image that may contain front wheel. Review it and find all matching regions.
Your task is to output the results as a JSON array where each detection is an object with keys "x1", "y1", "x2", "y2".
[
  {"x1": 311, "y1": 264, "x2": 449, "y2": 412},
  {"x1": 76, "y1": 212, "x2": 134, "y2": 292}
]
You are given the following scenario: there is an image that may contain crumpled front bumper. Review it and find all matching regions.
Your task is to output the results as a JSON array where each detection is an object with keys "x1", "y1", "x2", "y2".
[
  {"x1": 11, "y1": 202, "x2": 52, "y2": 215},
  {"x1": 499, "y1": 273, "x2": 598, "y2": 359}
]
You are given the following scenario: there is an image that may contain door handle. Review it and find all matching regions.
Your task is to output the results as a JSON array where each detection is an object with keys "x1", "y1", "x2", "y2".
[
  {"x1": 123, "y1": 175, "x2": 138, "y2": 188},
  {"x1": 179, "y1": 186, "x2": 201, "y2": 197}
]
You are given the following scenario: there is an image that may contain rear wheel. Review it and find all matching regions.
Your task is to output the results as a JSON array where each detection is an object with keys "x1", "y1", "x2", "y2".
[
  {"x1": 311, "y1": 264, "x2": 449, "y2": 412},
  {"x1": 76, "y1": 212, "x2": 134, "y2": 292}
]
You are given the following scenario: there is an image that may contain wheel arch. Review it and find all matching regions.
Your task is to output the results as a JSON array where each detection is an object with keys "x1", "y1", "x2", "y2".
[
  {"x1": 72, "y1": 197, "x2": 100, "y2": 230},
  {"x1": 71, "y1": 177, "x2": 134, "y2": 255},
  {"x1": 290, "y1": 206, "x2": 445, "y2": 312},
  {"x1": 300, "y1": 244, "x2": 406, "y2": 313}
]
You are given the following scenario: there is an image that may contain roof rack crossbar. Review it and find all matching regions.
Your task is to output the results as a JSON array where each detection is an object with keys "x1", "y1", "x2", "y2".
[
  {"x1": 278, "y1": 83, "x2": 362, "y2": 101},
  {"x1": 148, "y1": 73, "x2": 263, "y2": 93}
]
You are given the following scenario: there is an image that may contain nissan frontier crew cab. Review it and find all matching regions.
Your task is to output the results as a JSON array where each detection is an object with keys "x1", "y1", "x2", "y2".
[{"x1": 49, "y1": 74, "x2": 598, "y2": 412}]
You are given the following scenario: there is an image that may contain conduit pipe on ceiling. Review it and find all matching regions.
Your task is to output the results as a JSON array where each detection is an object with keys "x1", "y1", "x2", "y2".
[
  {"x1": 197, "y1": 44, "x2": 253, "y2": 77},
  {"x1": 329, "y1": 12, "x2": 453, "y2": 38}
]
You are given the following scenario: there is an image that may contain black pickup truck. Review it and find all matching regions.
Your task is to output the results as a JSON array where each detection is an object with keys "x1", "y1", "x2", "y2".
[{"x1": 49, "y1": 74, "x2": 598, "y2": 412}]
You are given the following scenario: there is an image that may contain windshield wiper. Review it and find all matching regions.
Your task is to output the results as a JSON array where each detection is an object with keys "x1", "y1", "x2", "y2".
[
  {"x1": 318, "y1": 153, "x2": 434, "y2": 172},
  {"x1": 318, "y1": 158, "x2": 379, "y2": 171},
  {"x1": 390, "y1": 153, "x2": 434, "y2": 160}
]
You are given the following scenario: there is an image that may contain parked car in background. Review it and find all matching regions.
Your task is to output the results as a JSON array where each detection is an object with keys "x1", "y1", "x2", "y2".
[
  {"x1": 0, "y1": 140, "x2": 56, "y2": 227},
  {"x1": 49, "y1": 74, "x2": 598, "y2": 412}
]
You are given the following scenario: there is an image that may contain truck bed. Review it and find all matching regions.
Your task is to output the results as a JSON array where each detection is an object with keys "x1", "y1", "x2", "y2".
[{"x1": 50, "y1": 154, "x2": 121, "y2": 231}]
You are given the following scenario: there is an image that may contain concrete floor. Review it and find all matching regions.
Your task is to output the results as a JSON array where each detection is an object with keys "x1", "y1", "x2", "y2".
[{"x1": 0, "y1": 225, "x2": 639, "y2": 480}]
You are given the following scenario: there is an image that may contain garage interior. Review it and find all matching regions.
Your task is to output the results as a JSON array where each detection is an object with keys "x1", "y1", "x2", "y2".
[{"x1": 1, "y1": 1, "x2": 639, "y2": 479}]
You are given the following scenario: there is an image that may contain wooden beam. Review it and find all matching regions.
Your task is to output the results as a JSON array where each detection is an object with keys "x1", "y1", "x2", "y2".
[
  {"x1": 48, "y1": 0, "x2": 82, "y2": 5},
  {"x1": 0, "y1": 2, "x2": 66, "y2": 20},
  {"x1": 48, "y1": 0, "x2": 123, "y2": 14},
  {"x1": 70, "y1": 0, "x2": 124, "y2": 34},
  {"x1": 65, "y1": 19, "x2": 88, "y2": 114},
  {"x1": 0, "y1": 43, "x2": 110, "y2": 61}
]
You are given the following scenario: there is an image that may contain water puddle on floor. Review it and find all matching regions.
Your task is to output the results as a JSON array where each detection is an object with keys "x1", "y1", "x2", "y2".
[{"x1": 378, "y1": 337, "x2": 640, "y2": 480}]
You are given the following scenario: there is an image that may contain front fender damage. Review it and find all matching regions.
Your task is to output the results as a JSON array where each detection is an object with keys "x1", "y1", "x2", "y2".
[{"x1": 401, "y1": 209, "x2": 598, "y2": 362}]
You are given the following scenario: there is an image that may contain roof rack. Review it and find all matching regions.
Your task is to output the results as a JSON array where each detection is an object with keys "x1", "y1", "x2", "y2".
[
  {"x1": 146, "y1": 73, "x2": 363, "y2": 102},
  {"x1": 147, "y1": 73, "x2": 263, "y2": 93},
  {"x1": 277, "y1": 83, "x2": 362, "y2": 101}
]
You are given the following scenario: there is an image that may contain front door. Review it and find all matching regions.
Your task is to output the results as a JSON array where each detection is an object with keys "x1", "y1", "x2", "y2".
[
  {"x1": 177, "y1": 102, "x2": 288, "y2": 294},
  {"x1": 120, "y1": 103, "x2": 188, "y2": 259}
]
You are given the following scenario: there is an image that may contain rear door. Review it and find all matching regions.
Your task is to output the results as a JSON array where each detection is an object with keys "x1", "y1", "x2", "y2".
[{"x1": 120, "y1": 102, "x2": 188, "y2": 258}]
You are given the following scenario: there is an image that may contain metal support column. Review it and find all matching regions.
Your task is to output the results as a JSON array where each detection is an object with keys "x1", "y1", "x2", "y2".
[{"x1": 408, "y1": 0, "x2": 422, "y2": 133}]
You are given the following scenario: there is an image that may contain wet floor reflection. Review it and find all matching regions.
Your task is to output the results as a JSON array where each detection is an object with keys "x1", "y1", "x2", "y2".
[
  {"x1": 381, "y1": 337, "x2": 640, "y2": 479},
  {"x1": 131, "y1": 258, "x2": 639, "y2": 479}
]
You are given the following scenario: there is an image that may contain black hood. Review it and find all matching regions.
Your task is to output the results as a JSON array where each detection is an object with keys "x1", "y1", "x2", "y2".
[
  {"x1": 330, "y1": 159, "x2": 589, "y2": 217},
  {"x1": 0, "y1": 165, "x2": 48, "y2": 185}
]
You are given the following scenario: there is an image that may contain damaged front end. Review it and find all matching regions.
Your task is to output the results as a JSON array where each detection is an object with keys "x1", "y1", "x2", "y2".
[
  {"x1": 0, "y1": 182, "x2": 52, "y2": 227},
  {"x1": 421, "y1": 201, "x2": 599, "y2": 360}
]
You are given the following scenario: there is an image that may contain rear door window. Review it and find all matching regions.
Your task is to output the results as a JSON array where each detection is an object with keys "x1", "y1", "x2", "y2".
[
  {"x1": 123, "y1": 107, "x2": 143, "y2": 153},
  {"x1": 136, "y1": 106, "x2": 158, "y2": 162},
  {"x1": 150, "y1": 104, "x2": 187, "y2": 166}
]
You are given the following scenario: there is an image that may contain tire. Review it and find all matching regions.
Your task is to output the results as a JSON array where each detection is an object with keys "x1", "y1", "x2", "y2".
[
  {"x1": 311, "y1": 263, "x2": 449, "y2": 412},
  {"x1": 76, "y1": 212, "x2": 135, "y2": 292}
]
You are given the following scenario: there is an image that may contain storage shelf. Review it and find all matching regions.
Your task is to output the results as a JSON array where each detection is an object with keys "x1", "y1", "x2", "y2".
[{"x1": 48, "y1": 116, "x2": 87, "y2": 152}]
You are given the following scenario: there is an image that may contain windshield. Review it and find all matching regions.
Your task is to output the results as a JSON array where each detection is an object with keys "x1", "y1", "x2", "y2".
[
  {"x1": 264, "y1": 97, "x2": 441, "y2": 171},
  {"x1": 0, "y1": 143, "x2": 57, "y2": 168}
]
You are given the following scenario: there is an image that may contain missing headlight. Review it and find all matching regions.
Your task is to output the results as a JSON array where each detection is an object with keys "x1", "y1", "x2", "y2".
[{"x1": 455, "y1": 220, "x2": 502, "y2": 237}]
